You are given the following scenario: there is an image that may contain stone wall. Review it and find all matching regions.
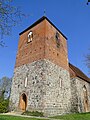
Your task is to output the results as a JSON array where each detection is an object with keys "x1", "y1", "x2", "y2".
[
  {"x1": 70, "y1": 77, "x2": 90, "y2": 113},
  {"x1": 10, "y1": 59, "x2": 71, "y2": 116},
  {"x1": 43, "y1": 60, "x2": 71, "y2": 116}
]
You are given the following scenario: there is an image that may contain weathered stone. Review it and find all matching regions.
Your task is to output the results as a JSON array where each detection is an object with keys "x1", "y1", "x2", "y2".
[
  {"x1": 10, "y1": 59, "x2": 71, "y2": 116},
  {"x1": 70, "y1": 77, "x2": 90, "y2": 113},
  {"x1": 9, "y1": 16, "x2": 90, "y2": 117}
]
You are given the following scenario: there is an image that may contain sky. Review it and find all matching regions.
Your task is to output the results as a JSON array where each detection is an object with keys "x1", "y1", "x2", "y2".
[{"x1": 0, "y1": 0, "x2": 90, "y2": 78}]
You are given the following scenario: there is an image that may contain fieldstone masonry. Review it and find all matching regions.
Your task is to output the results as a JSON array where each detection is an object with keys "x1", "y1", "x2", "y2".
[
  {"x1": 10, "y1": 59, "x2": 71, "y2": 116},
  {"x1": 10, "y1": 16, "x2": 90, "y2": 116},
  {"x1": 71, "y1": 77, "x2": 90, "y2": 113}
]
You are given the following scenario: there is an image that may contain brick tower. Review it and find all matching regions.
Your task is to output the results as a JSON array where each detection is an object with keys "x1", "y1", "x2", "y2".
[{"x1": 10, "y1": 16, "x2": 71, "y2": 116}]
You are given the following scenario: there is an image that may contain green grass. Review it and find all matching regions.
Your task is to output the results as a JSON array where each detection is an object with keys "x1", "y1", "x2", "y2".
[
  {"x1": 0, "y1": 113, "x2": 90, "y2": 120},
  {"x1": 51, "y1": 112, "x2": 90, "y2": 120},
  {"x1": 0, "y1": 115, "x2": 48, "y2": 120}
]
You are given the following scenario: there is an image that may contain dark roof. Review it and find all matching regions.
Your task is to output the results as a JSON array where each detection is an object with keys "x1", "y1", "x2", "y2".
[
  {"x1": 69, "y1": 63, "x2": 90, "y2": 83},
  {"x1": 19, "y1": 16, "x2": 67, "y2": 40}
]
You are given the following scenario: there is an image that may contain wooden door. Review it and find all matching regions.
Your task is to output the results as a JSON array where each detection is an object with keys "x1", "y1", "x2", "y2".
[{"x1": 19, "y1": 93, "x2": 27, "y2": 112}]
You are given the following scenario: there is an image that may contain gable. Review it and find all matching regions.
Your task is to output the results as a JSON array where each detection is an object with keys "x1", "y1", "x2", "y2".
[{"x1": 69, "y1": 63, "x2": 90, "y2": 83}]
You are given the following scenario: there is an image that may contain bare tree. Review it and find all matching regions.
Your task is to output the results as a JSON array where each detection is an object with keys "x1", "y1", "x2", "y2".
[
  {"x1": 87, "y1": 0, "x2": 90, "y2": 5},
  {"x1": 85, "y1": 54, "x2": 90, "y2": 73},
  {"x1": 0, "y1": 0, "x2": 25, "y2": 46},
  {"x1": 0, "y1": 76, "x2": 12, "y2": 99}
]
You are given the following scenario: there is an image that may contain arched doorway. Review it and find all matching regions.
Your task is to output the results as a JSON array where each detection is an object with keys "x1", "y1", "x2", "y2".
[
  {"x1": 19, "y1": 93, "x2": 27, "y2": 112},
  {"x1": 83, "y1": 85, "x2": 89, "y2": 112}
]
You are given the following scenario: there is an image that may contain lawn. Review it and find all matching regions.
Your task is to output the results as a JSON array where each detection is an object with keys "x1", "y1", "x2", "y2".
[
  {"x1": 0, "y1": 115, "x2": 48, "y2": 120},
  {"x1": 52, "y1": 112, "x2": 90, "y2": 120},
  {"x1": 0, "y1": 113, "x2": 90, "y2": 120}
]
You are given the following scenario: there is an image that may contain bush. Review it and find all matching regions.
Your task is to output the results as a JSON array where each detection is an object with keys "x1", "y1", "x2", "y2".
[
  {"x1": 22, "y1": 111, "x2": 44, "y2": 117},
  {"x1": 0, "y1": 98, "x2": 9, "y2": 113}
]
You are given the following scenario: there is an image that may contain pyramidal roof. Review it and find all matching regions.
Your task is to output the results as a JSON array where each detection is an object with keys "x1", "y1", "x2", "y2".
[{"x1": 19, "y1": 16, "x2": 67, "y2": 39}]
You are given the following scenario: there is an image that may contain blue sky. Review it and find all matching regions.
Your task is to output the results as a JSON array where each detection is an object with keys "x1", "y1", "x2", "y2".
[{"x1": 0, "y1": 0, "x2": 90, "y2": 78}]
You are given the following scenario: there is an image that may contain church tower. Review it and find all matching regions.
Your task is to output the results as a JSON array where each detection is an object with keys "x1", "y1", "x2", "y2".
[{"x1": 10, "y1": 16, "x2": 71, "y2": 116}]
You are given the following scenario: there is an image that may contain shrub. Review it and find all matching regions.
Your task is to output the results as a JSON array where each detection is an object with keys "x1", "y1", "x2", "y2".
[
  {"x1": 0, "y1": 98, "x2": 9, "y2": 113},
  {"x1": 22, "y1": 111, "x2": 44, "y2": 117}
]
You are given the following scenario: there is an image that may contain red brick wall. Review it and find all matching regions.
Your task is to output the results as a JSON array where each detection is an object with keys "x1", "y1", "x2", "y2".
[
  {"x1": 15, "y1": 19, "x2": 69, "y2": 71},
  {"x1": 45, "y1": 20, "x2": 69, "y2": 71},
  {"x1": 15, "y1": 20, "x2": 46, "y2": 67}
]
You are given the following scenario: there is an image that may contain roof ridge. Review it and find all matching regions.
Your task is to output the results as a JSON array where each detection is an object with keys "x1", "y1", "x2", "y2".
[
  {"x1": 19, "y1": 16, "x2": 67, "y2": 39},
  {"x1": 69, "y1": 63, "x2": 90, "y2": 83}
]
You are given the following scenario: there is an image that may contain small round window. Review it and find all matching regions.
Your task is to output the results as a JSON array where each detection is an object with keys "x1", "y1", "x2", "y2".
[{"x1": 28, "y1": 31, "x2": 33, "y2": 43}]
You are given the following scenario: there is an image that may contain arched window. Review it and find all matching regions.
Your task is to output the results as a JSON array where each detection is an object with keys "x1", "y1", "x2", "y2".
[
  {"x1": 28, "y1": 31, "x2": 33, "y2": 43},
  {"x1": 60, "y1": 79, "x2": 62, "y2": 88},
  {"x1": 25, "y1": 77, "x2": 28, "y2": 88},
  {"x1": 55, "y1": 32, "x2": 60, "y2": 48},
  {"x1": 83, "y1": 85, "x2": 88, "y2": 98},
  {"x1": 83, "y1": 85, "x2": 89, "y2": 112}
]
